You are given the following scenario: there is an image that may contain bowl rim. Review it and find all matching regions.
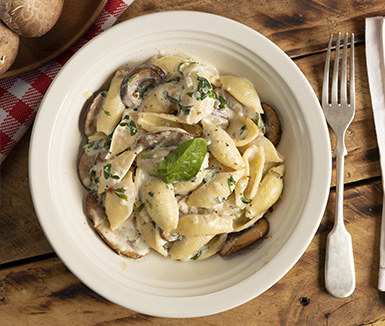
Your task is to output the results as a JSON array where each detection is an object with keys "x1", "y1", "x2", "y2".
[{"x1": 29, "y1": 10, "x2": 331, "y2": 318}]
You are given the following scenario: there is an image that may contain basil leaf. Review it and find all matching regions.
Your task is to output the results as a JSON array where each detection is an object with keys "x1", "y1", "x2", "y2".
[{"x1": 155, "y1": 138, "x2": 207, "y2": 184}]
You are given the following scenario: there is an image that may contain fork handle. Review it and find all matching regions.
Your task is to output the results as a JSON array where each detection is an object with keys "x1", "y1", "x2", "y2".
[{"x1": 325, "y1": 142, "x2": 356, "y2": 298}]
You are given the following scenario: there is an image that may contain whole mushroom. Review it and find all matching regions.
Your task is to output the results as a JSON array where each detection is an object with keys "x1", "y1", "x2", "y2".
[
  {"x1": 0, "y1": 20, "x2": 19, "y2": 74},
  {"x1": 0, "y1": 0, "x2": 64, "y2": 38}
]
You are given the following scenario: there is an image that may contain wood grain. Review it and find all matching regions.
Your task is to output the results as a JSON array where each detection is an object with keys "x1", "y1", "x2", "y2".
[
  {"x1": 120, "y1": 0, "x2": 385, "y2": 56},
  {"x1": 0, "y1": 129, "x2": 52, "y2": 265},
  {"x1": 0, "y1": 179, "x2": 383, "y2": 325}
]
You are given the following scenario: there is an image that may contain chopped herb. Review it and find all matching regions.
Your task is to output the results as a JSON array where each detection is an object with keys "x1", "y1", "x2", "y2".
[
  {"x1": 163, "y1": 243, "x2": 170, "y2": 253},
  {"x1": 251, "y1": 114, "x2": 265, "y2": 131},
  {"x1": 135, "y1": 203, "x2": 145, "y2": 212},
  {"x1": 123, "y1": 74, "x2": 139, "y2": 85},
  {"x1": 100, "y1": 91, "x2": 107, "y2": 98},
  {"x1": 240, "y1": 193, "x2": 251, "y2": 204},
  {"x1": 217, "y1": 94, "x2": 228, "y2": 109},
  {"x1": 148, "y1": 191, "x2": 154, "y2": 197},
  {"x1": 146, "y1": 199, "x2": 153, "y2": 209},
  {"x1": 141, "y1": 154, "x2": 155, "y2": 160},
  {"x1": 272, "y1": 171, "x2": 282, "y2": 178},
  {"x1": 120, "y1": 120, "x2": 138, "y2": 136},
  {"x1": 163, "y1": 91, "x2": 193, "y2": 115},
  {"x1": 188, "y1": 76, "x2": 222, "y2": 104},
  {"x1": 163, "y1": 91, "x2": 179, "y2": 104},
  {"x1": 240, "y1": 125, "x2": 247, "y2": 134},
  {"x1": 190, "y1": 249, "x2": 202, "y2": 260},
  {"x1": 113, "y1": 188, "x2": 128, "y2": 201},
  {"x1": 227, "y1": 175, "x2": 237, "y2": 193},
  {"x1": 102, "y1": 108, "x2": 111, "y2": 116},
  {"x1": 179, "y1": 104, "x2": 193, "y2": 115},
  {"x1": 103, "y1": 163, "x2": 120, "y2": 180},
  {"x1": 203, "y1": 167, "x2": 220, "y2": 183},
  {"x1": 90, "y1": 170, "x2": 99, "y2": 184},
  {"x1": 177, "y1": 60, "x2": 198, "y2": 77},
  {"x1": 167, "y1": 76, "x2": 181, "y2": 83},
  {"x1": 104, "y1": 133, "x2": 113, "y2": 150},
  {"x1": 215, "y1": 197, "x2": 227, "y2": 204}
]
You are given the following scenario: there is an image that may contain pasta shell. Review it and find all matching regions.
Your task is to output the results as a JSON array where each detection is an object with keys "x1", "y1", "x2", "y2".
[
  {"x1": 105, "y1": 110, "x2": 139, "y2": 159},
  {"x1": 137, "y1": 112, "x2": 202, "y2": 136},
  {"x1": 98, "y1": 148, "x2": 140, "y2": 194},
  {"x1": 151, "y1": 55, "x2": 184, "y2": 77},
  {"x1": 105, "y1": 171, "x2": 135, "y2": 230},
  {"x1": 176, "y1": 214, "x2": 233, "y2": 236},
  {"x1": 202, "y1": 120, "x2": 245, "y2": 170},
  {"x1": 141, "y1": 178, "x2": 179, "y2": 232},
  {"x1": 220, "y1": 75, "x2": 263, "y2": 113},
  {"x1": 246, "y1": 164, "x2": 285, "y2": 218},
  {"x1": 187, "y1": 170, "x2": 244, "y2": 207},
  {"x1": 137, "y1": 212, "x2": 169, "y2": 257},
  {"x1": 169, "y1": 235, "x2": 214, "y2": 261},
  {"x1": 241, "y1": 134, "x2": 284, "y2": 163},
  {"x1": 96, "y1": 70, "x2": 126, "y2": 136},
  {"x1": 242, "y1": 145, "x2": 265, "y2": 200},
  {"x1": 197, "y1": 234, "x2": 227, "y2": 260},
  {"x1": 226, "y1": 116, "x2": 260, "y2": 147}
]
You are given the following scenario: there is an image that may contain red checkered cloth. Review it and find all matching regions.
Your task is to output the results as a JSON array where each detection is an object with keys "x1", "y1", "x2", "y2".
[{"x1": 0, "y1": 0, "x2": 133, "y2": 164}]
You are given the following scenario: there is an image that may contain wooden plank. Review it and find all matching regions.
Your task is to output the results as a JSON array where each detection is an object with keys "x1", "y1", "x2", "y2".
[
  {"x1": 120, "y1": 0, "x2": 385, "y2": 56},
  {"x1": 0, "y1": 179, "x2": 383, "y2": 325},
  {"x1": 0, "y1": 129, "x2": 53, "y2": 265}
]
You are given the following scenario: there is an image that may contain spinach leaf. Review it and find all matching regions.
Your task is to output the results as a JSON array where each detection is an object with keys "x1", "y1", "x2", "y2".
[{"x1": 155, "y1": 138, "x2": 207, "y2": 184}]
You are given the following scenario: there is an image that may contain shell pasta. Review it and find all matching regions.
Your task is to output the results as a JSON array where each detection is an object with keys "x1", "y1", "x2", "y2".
[{"x1": 78, "y1": 54, "x2": 285, "y2": 261}]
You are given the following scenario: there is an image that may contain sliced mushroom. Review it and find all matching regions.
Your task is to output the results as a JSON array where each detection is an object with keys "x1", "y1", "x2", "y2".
[
  {"x1": 84, "y1": 91, "x2": 106, "y2": 137},
  {"x1": 135, "y1": 129, "x2": 194, "y2": 150},
  {"x1": 218, "y1": 217, "x2": 269, "y2": 256},
  {"x1": 78, "y1": 150, "x2": 96, "y2": 189},
  {"x1": 261, "y1": 103, "x2": 281, "y2": 146},
  {"x1": 86, "y1": 193, "x2": 149, "y2": 259},
  {"x1": 205, "y1": 107, "x2": 230, "y2": 129},
  {"x1": 120, "y1": 64, "x2": 166, "y2": 109}
]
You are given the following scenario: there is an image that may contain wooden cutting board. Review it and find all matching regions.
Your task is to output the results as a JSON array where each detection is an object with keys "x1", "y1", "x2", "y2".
[{"x1": 0, "y1": 0, "x2": 107, "y2": 80}]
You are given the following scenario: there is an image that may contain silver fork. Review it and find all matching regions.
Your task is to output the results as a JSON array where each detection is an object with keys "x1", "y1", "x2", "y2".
[{"x1": 322, "y1": 32, "x2": 356, "y2": 298}]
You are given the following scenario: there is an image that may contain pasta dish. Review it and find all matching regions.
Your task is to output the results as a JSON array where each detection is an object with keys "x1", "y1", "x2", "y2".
[{"x1": 78, "y1": 54, "x2": 284, "y2": 261}]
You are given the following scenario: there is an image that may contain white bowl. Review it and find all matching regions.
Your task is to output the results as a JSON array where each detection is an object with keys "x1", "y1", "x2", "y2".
[{"x1": 29, "y1": 11, "x2": 331, "y2": 318}]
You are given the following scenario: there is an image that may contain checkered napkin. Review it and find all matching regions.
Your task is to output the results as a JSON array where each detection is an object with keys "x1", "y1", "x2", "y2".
[{"x1": 0, "y1": 0, "x2": 134, "y2": 164}]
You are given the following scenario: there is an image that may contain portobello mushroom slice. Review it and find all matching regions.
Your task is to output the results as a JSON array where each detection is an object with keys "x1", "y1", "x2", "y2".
[
  {"x1": 86, "y1": 193, "x2": 149, "y2": 259},
  {"x1": 261, "y1": 102, "x2": 281, "y2": 146},
  {"x1": 78, "y1": 150, "x2": 96, "y2": 189},
  {"x1": 84, "y1": 91, "x2": 106, "y2": 137},
  {"x1": 218, "y1": 217, "x2": 269, "y2": 256},
  {"x1": 135, "y1": 129, "x2": 194, "y2": 150},
  {"x1": 120, "y1": 63, "x2": 166, "y2": 109}
]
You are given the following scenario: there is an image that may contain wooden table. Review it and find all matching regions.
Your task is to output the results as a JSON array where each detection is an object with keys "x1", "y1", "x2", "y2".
[{"x1": 1, "y1": 0, "x2": 385, "y2": 324}]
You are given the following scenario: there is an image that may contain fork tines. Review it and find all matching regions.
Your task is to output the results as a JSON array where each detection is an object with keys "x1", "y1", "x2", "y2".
[{"x1": 322, "y1": 32, "x2": 355, "y2": 108}]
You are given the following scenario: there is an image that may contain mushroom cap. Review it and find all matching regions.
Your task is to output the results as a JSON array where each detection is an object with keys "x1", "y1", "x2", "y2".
[
  {"x1": 0, "y1": 0, "x2": 64, "y2": 37},
  {"x1": 0, "y1": 20, "x2": 19, "y2": 74},
  {"x1": 261, "y1": 102, "x2": 282, "y2": 146},
  {"x1": 218, "y1": 217, "x2": 269, "y2": 256},
  {"x1": 120, "y1": 63, "x2": 166, "y2": 109}
]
